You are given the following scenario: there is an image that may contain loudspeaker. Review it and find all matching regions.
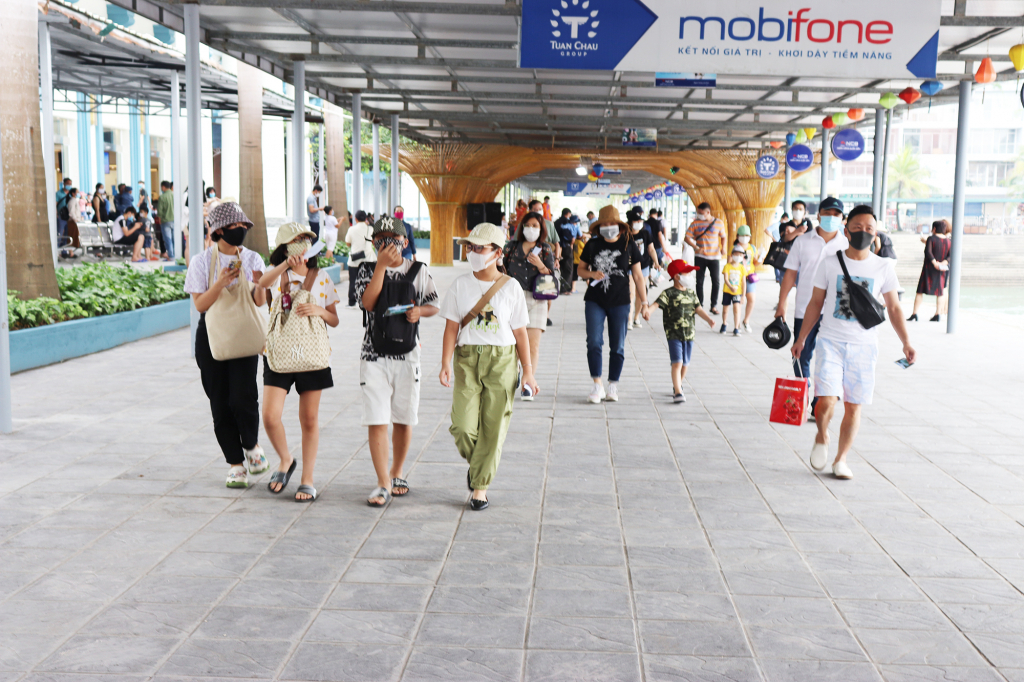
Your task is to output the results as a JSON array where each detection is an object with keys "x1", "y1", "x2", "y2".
[{"x1": 467, "y1": 202, "x2": 504, "y2": 230}]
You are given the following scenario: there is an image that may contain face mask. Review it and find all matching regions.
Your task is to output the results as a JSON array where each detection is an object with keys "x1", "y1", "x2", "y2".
[
  {"x1": 631, "y1": 222, "x2": 643, "y2": 232},
  {"x1": 739, "y1": 236, "x2": 750, "y2": 245},
  {"x1": 286, "y1": 239, "x2": 311, "y2": 258},
  {"x1": 819, "y1": 215, "x2": 842, "y2": 233},
  {"x1": 523, "y1": 227, "x2": 541, "y2": 242},
  {"x1": 215, "y1": 226, "x2": 247, "y2": 246},
  {"x1": 697, "y1": 213, "x2": 711, "y2": 222},
  {"x1": 848, "y1": 229, "x2": 875, "y2": 250},
  {"x1": 793, "y1": 210, "x2": 805, "y2": 222},
  {"x1": 394, "y1": 211, "x2": 404, "y2": 220},
  {"x1": 599, "y1": 225, "x2": 620, "y2": 240},
  {"x1": 677, "y1": 274, "x2": 696, "y2": 289},
  {"x1": 467, "y1": 250, "x2": 497, "y2": 272},
  {"x1": 376, "y1": 237, "x2": 403, "y2": 252}
]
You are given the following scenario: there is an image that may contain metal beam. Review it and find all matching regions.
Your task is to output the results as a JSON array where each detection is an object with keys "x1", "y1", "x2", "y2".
[
  {"x1": 163, "y1": 0, "x2": 521, "y2": 14},
  {"x1": 940, "y1": 15, "x2": 1024, "y2": 26},
  {"x1": 208, "y1": 31, "x2": 517, "y2": 50}
]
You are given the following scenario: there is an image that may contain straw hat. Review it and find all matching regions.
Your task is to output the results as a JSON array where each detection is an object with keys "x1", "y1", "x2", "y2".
[{"x1": 592, "y1": 205, "x2": 629, "y2": 232}]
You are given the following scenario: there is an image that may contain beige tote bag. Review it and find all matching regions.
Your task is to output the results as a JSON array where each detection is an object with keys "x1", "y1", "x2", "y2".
[
  {"x1": 265, "y1": 269, "x2": 332, "y2": 373},
  {"x1": 204, "y1": 246, "x2": 268, "y2": 361}
]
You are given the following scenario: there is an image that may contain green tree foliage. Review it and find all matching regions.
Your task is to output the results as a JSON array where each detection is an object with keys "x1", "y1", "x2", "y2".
[
  {"x1": 999, "y1": 146, "x2": 1024, "y2": 198},
  {"x1": 887, "y1": 145, "x2": 932, "y2": 199}
]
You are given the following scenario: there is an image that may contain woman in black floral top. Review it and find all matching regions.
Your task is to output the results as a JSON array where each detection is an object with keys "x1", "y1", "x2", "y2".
[{"x1": 502, "y1": 212, "x2": 556, "y2": 397}]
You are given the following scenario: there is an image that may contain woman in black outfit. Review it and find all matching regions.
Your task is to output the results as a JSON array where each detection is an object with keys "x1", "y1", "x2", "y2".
[{"x1": 908, "y1": 219, "x2": 951, "y2": 322}]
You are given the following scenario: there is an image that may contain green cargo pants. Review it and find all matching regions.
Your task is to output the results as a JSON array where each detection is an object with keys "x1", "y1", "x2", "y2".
[{"x1": 450, "y1": 344, "x2": 518, "y2": 491}]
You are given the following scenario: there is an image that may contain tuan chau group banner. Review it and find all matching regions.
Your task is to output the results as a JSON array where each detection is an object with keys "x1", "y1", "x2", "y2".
[{"x1": 520, "y1": 0, "x2": 940, "y2": 79}]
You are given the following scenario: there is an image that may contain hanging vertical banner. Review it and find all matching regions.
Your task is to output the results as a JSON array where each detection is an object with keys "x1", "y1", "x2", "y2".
[{"x1": 519, "y1": 0, "x2": 940, "y2": 79}]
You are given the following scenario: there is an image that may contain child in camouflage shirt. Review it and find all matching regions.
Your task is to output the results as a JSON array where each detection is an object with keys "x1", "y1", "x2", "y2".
[{"x1": 650, "y1": 260, "x2": 716, "y2": 403}]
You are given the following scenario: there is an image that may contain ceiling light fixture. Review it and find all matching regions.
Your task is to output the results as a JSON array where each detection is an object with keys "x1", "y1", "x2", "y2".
[{"x1": 575, "y1": 165, "x2": 588, "y2": 176}]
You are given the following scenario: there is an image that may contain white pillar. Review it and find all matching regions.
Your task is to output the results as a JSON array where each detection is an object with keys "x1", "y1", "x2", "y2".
[
  {"x1": 947, "y1": 81, "x2": 971, "y2": 334},
  {"x1": 0, "y1": 124, "x2": 11, "y2": 433},
  {"x1": 784, "y1": 143, "x2": 792, "y2": 213},
  {"x1": 171, "y1": 70, "x2": 183, "y2": 260},
  {"x1": 351, "y1": 93, "x2": 361, "y2": 214},
  {"x1": 39, "y1": 20, "x2": 57, "y2": 265},
  {"x1": 819, "y1": 127, "x2": 830, "y2": 204},
  {"x1": 879, "y1": 110, "x2": 893, "y2": 229},
  {"x1": 291, "y1": 60, "x2": 306, "y2": 223},
  {"x1": 372, "y1": 121, "x2": 381, "y2": 216},
  {"x1": 318, "y1": 118, "x2": 324, "y2": 203},
  {"x1": 185, "y1": 4, "x2": 203, "y2": 356},
  {"x1": 871, "y1": 109, "x2": 885, "y2": 216},
  {"x1": 391, "y1": 114, "x2": 400, "y2": 213}
]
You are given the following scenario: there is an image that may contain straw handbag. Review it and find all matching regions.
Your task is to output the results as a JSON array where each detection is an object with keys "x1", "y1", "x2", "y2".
[
  {"x1": 265, "y1": 269, "x2": 331, "y2": 373},
  {"x1": 204, "y1": 247, "x2": 268, "y2": 361}
]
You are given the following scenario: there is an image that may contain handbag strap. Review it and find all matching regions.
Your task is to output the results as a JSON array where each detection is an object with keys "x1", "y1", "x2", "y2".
[
  {"x1": 206, "y1": 245, "x2": 219, "y2": 290},
  {"x1": 460, "y1": 275, "x2": 511, "y2": 329},
  {"x1": 836, "y1": 249, "x2": 853, "y2": 285}
]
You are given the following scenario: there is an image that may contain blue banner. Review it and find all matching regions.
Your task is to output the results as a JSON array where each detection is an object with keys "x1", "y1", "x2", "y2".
[
  {"x1": 786, "y1": 144, "x2": 814, "y2": 173},
  {"x1": 831, "y1": 128, "x2": 866, "y2": 162}
]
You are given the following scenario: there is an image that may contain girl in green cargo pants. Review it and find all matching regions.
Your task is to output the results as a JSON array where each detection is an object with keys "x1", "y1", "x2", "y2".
[{"x1": 439, "y1": 223, "x2": 540, "y2": 511}]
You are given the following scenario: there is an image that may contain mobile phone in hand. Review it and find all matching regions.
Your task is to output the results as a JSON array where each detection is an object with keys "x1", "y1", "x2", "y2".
[
  {"x1": 895, "y1": 358, "x2": 914, "y2": 369},
  {"x1": 531, "y1": 246, "x2": 541, "y2": 256}
]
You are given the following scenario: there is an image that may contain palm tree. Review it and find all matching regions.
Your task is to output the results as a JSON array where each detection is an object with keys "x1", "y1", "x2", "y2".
[{"x1": 887, "y1": 145, "x2": 932, "y2": 200}]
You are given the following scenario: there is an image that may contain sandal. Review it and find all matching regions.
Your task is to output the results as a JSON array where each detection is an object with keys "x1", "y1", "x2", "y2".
[
  {"x1": 467, "y1": 470, "x2": 473, "y2": 491},
  {"x1": 470, "y1": 497, "x2": 489, "y2": 511},
  {"x1": 294, "y1": 484, "x2": 317, "y2": 502},
  {"x1": 391, "y1": 478, "x2": 410, "y2": 497},
  {"x1": 267, "y1": 459, "x2": 297, "y2": 494},
  {"x1": 367, "y1": 486, "x2": 391, "y2": 507}
]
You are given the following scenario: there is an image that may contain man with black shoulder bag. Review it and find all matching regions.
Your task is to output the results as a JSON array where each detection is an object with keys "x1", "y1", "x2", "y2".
[
  {"x1": 791, "y1": 205, "x2": 916, "y2": 481},
  {"x1": 345, "y1": 210, "x2": 375, "y2": 308}
]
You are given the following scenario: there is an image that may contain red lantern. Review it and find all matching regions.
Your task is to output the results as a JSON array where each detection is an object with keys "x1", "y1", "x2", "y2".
[
  {"x1": 821, "y1": 116, "x2": 836, "y2": 130},
  {"x1": 769, "y1": 141, "x2": 784, "y2": 149},
  {"x1": 846, "y1": 108, "x2": 865, "y2": 121},
  {"x1": 898, "y1": 87, "x2": 921, "y2": 105},
  {"x1": 975, "y1": 57, "x2": 997, "y2": 84}
]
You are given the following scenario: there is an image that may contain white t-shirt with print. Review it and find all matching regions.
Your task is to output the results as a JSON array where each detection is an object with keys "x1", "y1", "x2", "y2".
[
  {"x1": 440, "y1": 274, "x2": 529, "y2": 347},
  {"x1": 322, "y1": 215, "x2": 339, "y2": 241},
  {"x1": 785, "y1": 230, "x2": 849, "y2": 318},
  {"x1": 345, "y1": 222, "x2": 376, "y2": 264},
  {"x1": 272, "y1": 269, "x2": 340, "y2": 309},
  {"x1": 184, "y1": 246, "x2": 265, "y2": 294},
  {"x1": 812, "y1": 250, "x2": 899, "y2": 345}
]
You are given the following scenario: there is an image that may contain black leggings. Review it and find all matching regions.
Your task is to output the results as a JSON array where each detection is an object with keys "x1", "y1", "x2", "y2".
[
  {"x1": 694, "y1": 256, "x2": 721, "y2": 309},
  {"x1": 195, "y1": 318, "x2": 260, "y2": 465}
]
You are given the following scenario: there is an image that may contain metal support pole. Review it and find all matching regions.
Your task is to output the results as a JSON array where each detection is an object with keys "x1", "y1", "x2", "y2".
[
  {"x1": 880, "y1": 110, "x2": 892, "y2": 229},
  {"x1": 372, "y1": 121, "x2": 381, "y2": 216},
  {"x1": 291, "y1": 60, "x2": 305, "y2": 223},
  {"x1": 0, "y1": 126, "x2": 12, "y2": 433},
  {"x1": 39, "y1": 20, "x2": 57, "y2": 266},
  {"x1": 947, "y1": 81, "x2": 971, "y2": 334},
  {"x1": 819, "y1": 127, "x2": 830, "y2": 204},
  {"x1": 351, "y1": 93, "x2": 361, "y2": 214},
  {"x1": 784, "y1": 144, "x2": 792, "y2": 213},
  {"x1": 391, "y1": 114, "x2": 400, "y2": 213},
  {"x1": 95, "y1": 101, "x2": 104, "y2": 192},
  {"x1": 171, "y1": 70, "x2": 183, "y2": 260},
  {"x1": 185, "y1": 4, "x2": 203, "y2": 357},
  {"x1": 871, "y1": 109, "x2": 885, "y2": 216},
  {"x1": 317, "y1": 118, "x2": 324, "y2": 202},
  {"x1": 143, "y1": 100, "x2": 151, "y2": 195}
]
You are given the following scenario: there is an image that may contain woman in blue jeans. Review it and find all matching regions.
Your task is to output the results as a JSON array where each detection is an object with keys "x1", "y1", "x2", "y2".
[{"x1": 577, "y1": 205, "x2": 649, "y2": 404}]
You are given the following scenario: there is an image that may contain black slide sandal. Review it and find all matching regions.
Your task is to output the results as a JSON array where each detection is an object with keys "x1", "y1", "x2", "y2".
[
  {"x1": 391, "y1": 478, "x2": 410, "y2": 497},
  {"x1": 267, "y1": 459, "x2": 297, "y2": 494}
]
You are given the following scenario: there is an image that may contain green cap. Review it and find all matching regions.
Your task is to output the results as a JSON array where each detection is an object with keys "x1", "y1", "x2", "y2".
[{"x1": 737, "y1": 225, "x2": 751, "y2": 236}]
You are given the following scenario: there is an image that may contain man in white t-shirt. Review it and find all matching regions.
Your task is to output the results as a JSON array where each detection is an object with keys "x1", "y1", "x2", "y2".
[
  {"x1": 344, "y1": 210, "x2": 376, "y2": 307},
  {"x1": 792, "y1": 205, "x2": 916, "y2": 480},
  {"x1": 775, "y1": 196, "x2": 848, "y2": 414}
]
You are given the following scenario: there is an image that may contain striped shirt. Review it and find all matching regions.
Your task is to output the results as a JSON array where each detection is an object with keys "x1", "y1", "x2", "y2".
[{"x1": 685, "y1": 218, "x2": 725, "y2": 258}]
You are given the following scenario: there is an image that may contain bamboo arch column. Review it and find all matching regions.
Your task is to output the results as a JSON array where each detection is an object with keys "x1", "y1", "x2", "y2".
[
  {"x1": 730, "y1": 178, "x2": 786, "y2": 269},
  {"x1": 684, "y1": 187, "x2": 725, "y2": 227},
  {"x1": 711, "y1": 185, "x2": 744, "y2": 248}
]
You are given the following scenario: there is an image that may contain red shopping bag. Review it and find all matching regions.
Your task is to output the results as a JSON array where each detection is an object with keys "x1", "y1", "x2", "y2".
[{"x1": 769, "y1": 376, "x2": 810, "y2": 426}]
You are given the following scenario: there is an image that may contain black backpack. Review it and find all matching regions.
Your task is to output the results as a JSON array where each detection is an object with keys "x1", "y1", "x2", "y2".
[
  {"x1": 57, "y1": 194, "x2": 70, "y2": 221},
  {"x1": 371, "y1": 262, "x2": 425, "y2": 355}
]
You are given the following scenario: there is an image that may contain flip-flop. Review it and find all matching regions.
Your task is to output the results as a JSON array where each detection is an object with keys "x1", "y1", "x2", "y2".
[
  {"x1": 294, "y1": 484, "x2": 317, "y2": 502},
  {"x1": 267, "y1": 459, "x2": 297, "y2": 494},
  {"x1": 367, "y1": 486, "x2": 391, "y2": 508},
  {"x1": 391, "y1": 478, "x2": 410, "y2": 497}
]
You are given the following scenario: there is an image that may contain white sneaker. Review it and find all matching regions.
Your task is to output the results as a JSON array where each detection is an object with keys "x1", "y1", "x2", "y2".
[
  {"x1": 587, "y1": 383, "x2": 606, "y2": 404},
  {"x1": 833, "y1": 461, "x2": 853, "y2": 479},
  {"x1": 244, "y1": 445, "x2": 269, "y2": 474},
  {"x1": 627, "y1": 322, "x2": 635, "y2": 330},
  {"x1": 226, "y1": 466, "x2": 249, "y2": 488},
  {"x1": 743, "y1": 323, "x2": 753, "y2": 333},
  {"x1": 809, "y1": 441, "x2": 828, "y2": 471},
  {"x1": 606, "y1": 383, "x2": 619, "y2": 402}
]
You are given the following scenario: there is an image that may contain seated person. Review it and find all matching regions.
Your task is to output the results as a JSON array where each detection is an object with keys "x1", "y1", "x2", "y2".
[{"x1": 111, "y1": 207, "x2": 154, "y2": 263}]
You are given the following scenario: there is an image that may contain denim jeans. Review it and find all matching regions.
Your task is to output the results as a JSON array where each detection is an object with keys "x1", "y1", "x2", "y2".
[
  {"x1": 161, "y1": 221, "x2": 175, "y2": 259},
  {"x1": 793, "y1": 316, "x2": 821, "y2": 382},
  {"x1": 585, "y1": 301, "x2": 630, "y2": 382}
]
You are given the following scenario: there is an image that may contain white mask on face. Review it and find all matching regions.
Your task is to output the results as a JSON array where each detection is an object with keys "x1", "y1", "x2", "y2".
[
  {"x1": 631, "y1": 222, "x2": 643, "y2": 232},
  {"x1": 793, "y1": 210, "x2": 805, "y2": 222},
  {"x1": 523, "y1": 227, "x2": 541, "y2": 242},
  {"x1": 599, "y1": 225, "x2": 620, "y2": 240},
  {"x1": 467, "y1": 250, "x2": 498, "y2": 272},
  {"x1": 677, "y1": 274, "x2": 696, "y2": 289}
]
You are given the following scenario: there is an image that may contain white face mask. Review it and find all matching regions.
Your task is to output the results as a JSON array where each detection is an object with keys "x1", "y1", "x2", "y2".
[
  {"x1": 467, "y1": 250, "x2": 498, "y2": 272},
  {"x1": 631, "y1": 222, "x2": 643, "y2": 232},
  {"x1": 523, "y1": 227, "x2": 541, "y2": 242},
  {"x1": 793, "y1": 210, "x2": 805, "y2": 222},
  {"x1": 739, "y1": 236, "x2": 750, "y2": 245},
  {"x1": 697, "y1": 213, "x2": 711, "y2": 222},
  {"x1": 599, "y1": 225, "x2": 620, "y2": 240},
  {"x1": 677, "y1": 274, "x2": 696, "y2": 289}
]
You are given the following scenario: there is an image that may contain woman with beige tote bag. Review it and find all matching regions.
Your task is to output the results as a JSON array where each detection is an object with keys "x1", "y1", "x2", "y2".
[{"x1": 184, "y1": 202, "x2": 270, "y2": 489}]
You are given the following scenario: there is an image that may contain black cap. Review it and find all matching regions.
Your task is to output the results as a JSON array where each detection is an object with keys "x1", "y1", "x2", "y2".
[
  {"x1": 818, "y1": 196, "x2": 845, "y2": 215},
  {"x1": 763, "y1": 317, "x2": 792, "y2": 350}
]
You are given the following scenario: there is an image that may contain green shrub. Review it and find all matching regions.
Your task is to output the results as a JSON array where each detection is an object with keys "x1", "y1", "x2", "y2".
[
  {"x1": 334, "y1": 241, "x2": 350, "y2": 257},
  {"x1": 413, "y1": 230, "x2": 431, "y2": 240}
]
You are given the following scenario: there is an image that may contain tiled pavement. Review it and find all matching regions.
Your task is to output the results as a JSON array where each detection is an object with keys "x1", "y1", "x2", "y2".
[{"x1": 1, "y1": 263, "x2": 1023, "y2": 682}]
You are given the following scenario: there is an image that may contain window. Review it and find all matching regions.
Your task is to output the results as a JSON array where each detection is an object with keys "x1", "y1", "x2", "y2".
[
  {"x1": 970, "y1": 129, "x2": 1019, "y2": 155},
  {"x1": 968, "y1": 161, "x2": 1014, "y2": 187},
  {"x1": 903, "y1": 129, "x2": 956, "y2": 154},
  {"x1": 904, "y1": 129, "x2": 920, "y2": 153}
]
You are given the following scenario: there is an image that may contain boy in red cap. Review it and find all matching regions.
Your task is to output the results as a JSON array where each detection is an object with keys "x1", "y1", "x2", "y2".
[{"x1": 649, "y1": 260, "x2": 716, "y2": 402}]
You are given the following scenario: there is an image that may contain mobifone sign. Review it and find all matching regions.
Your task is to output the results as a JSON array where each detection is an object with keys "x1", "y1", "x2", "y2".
[{"x1": 519, "y1": 0, "x2": 940, "y2": 79}]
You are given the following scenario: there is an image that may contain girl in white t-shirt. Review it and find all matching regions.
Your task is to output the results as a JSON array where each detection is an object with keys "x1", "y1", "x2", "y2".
[
  {"x1": 322, "y1": 205, "x2": 340, "y2": 257},
  {"x1": 258, "y1": 223, "x2": 341, "y2": 502},
  {"x1": 439, "y1": 223, "x2": 539, "y2": 511}
]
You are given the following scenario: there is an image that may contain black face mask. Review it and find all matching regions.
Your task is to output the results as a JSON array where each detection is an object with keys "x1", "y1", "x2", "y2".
[
  {"x1": 214, "y1": 226, "x2": 247, "y2": 246},
  {"x1": 376, "y1": 237, "x2": 403, "y2": 251},
  {"x1": 848, "y1": 230, "x2": 875, "y2": 251}
]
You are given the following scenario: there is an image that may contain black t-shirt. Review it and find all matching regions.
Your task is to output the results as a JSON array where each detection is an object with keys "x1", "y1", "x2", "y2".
[
  {"x1": 646, "y1": 218, "x2": 664, "y2": 252},
  {"x1": 553, "y1": 217, "x2": 575, "y2": 247},
  {"x1": 633, "y1": 226, "x2": 654, "y2": 269},
  {"x1": 580, "y1": 235, "x2": 642, "y2": 308},
  {"x1": 781, "y1": 218, "x2": 813, "y2": 249}
]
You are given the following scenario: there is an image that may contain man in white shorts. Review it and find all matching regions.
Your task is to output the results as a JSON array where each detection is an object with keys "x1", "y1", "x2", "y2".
[{"x1": 792, "y1": 205, "x2": 916, "y2": 480}]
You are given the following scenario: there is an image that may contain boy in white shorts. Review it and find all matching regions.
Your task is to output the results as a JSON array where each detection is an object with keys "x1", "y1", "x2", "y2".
[
  {"x1": 792, "y1": 205, "x2": 916, "y2": 480},
  {"x1": 355, "y1": 217, "x2": 439, "y2": 506}
]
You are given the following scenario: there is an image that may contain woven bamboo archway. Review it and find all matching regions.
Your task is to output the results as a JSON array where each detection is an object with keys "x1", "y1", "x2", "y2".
[{"x1": 371, "y1": 143, "x2": 817, "y2": 265}]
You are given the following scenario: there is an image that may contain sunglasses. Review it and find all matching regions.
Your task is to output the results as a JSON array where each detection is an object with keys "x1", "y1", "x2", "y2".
[{"x1": 465, "y1": 244, "x2": 497, "y2": 254}]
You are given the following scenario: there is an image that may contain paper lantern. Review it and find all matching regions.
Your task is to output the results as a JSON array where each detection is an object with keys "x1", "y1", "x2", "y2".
[
  {"x1": 803, "y1": 127, "x2": 816, "y2": 141},
  {"x1": 821, "y1": 116, "x2": 835, "y2": 130},
  {"x1": 1010, "y1": 45, "x2": 1024, "y2": 71},
  {"x1": 920, "y1": 80, "x2": 943, "y2": 96},
  {"x1": 795, "y1": 130, "x2": 807, "y2": 143},
  {"x1": 770, "y1": 141, "x2": 784, "y2": 149},
  {"x1": 879, "y1": 92, "x2": 899, "y2": 109},
  {"x1": 899, "y1": 87, "x2": 921, "y2": 105},
  {"x1": 846, "y1": 108, "x2": 865, "y2": 121},
  {"x1": 785, "y1": 132, "x2": 797, "y2": 146},
  {"x1": 831, "y1": 112, "x2": 849, "y2": 126},
  {"x1": 587, "y1": 173, "x2": 598, "y2": 182},
  {"x1": 593, "y1": 162, "x2": 604, "y2": 176},
  {"x1": 975, "y1": 57, "x2": 996, "y2": 84}
]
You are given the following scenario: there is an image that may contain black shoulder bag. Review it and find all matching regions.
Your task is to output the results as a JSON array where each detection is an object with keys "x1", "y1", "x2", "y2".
[{"x1": 836, "y1": 250, "x2": 886, "y2": 330}]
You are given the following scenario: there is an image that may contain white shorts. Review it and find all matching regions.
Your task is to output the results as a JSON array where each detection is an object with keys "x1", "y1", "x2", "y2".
[
  {"x1": 526, "y1": 296, "x2": 548, "y2": 330},
  {"x1": 360, "y1": 357, "x2": 420, "y2": 426},
  {"x1": 814, "y1": 337, "x2": 878, "y2": 405}
]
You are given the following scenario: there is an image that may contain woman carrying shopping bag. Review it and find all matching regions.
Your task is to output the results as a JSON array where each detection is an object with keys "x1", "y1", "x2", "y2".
[
  {"x1": 184, "y1": 202, "x2": 269, "y2": 489},
  {"x1": 258, "y1": 223, "x2": 340, "y2": 502},
  {"x1": 439, "y1": 223, "x2": 539, "y2": 510}
]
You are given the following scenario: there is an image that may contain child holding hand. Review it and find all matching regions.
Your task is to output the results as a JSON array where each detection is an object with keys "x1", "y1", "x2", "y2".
[{"x1": 650, "y1": 260, "x2": 715, "y2": 403}]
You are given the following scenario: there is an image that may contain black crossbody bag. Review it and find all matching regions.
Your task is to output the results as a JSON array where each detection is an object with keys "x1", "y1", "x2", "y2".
[{"x1": 836, "y1": 250, "x2": 886, "y2": 330}]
